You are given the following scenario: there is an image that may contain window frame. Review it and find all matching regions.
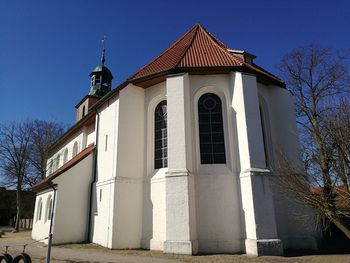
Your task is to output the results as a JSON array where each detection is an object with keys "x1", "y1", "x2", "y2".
[
  {"x1": 197, "y1": 93, "x2": 226, "y2": 165},
  {"x1": 154, "y1": 100, "x2": 168, "y2": 169}
]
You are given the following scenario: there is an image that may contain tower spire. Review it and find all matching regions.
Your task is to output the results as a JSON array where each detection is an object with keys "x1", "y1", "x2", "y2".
[{"x1": 101, "y1": 36, "x2": 106, "y2": 66}]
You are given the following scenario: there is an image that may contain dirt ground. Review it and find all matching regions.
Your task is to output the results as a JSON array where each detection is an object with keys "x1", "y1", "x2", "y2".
[{"x1": 0, "y1": 230, "x2": 350, "y2": 263}]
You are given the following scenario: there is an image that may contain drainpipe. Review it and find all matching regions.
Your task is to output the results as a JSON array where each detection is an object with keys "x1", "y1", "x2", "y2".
[
  {"x1": 87, "y1": 110, "x2": 100, "y2": 241},
  {"x1": 46, "y1": 183, "x2": 57, "y2": 263}
]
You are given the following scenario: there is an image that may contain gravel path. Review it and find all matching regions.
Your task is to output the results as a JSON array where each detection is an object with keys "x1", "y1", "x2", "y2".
[
  {"x1": 0, "y1": 231, "x2": 181, "y2": 263},
  {"x1": 1, "y1": 230, "x2": 350, "y2": 263}
]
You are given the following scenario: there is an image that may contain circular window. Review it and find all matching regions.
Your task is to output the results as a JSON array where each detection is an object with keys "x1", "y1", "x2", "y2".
[{"x1": 203, "y1": 96, "x2": 217, "y2": 110}]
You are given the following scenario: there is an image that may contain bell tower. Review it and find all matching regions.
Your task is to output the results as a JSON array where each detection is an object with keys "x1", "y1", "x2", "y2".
[{"x1": 75, "y1": 37, "x2": 114, "y2": 122}]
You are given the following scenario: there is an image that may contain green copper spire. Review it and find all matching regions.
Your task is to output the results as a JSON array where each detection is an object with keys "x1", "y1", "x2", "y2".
[{"x1": 88, "y1": 36, "x2": 113, "y2": 98}]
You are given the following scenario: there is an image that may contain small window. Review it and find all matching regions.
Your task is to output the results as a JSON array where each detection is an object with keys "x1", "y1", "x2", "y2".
[
  {"x1": 82, "y1": 106, "x2": 86, "y2": 117},
  {"x1": 55, "y1": 154, "x2": 60, "y2": 170},
  {"x1": 154, "y1": 101, "x2": 167, "y2": 169},
  {"x1": 105, "y1": 135, "x2": 108, "y2": 152},
  {"x1": 37, "y1": 198, "x2": 43, "y2": 221},
  {"x1": 48, "y1": 160, "x2": 53, "y2": 175},
  {"x1": 198, "y1": 93, "x2": 226, "y2": 164},
  {"x1": 63, "y1": 148, "x2": 68, "y2": 164},
  {"x1": 46, "y1": 195, "x2": 53, "y2": 221},
  {"x1": 72, "y1": 142, "x2": 78, "y2": 157},
  {"x1": 259, "y1": 104, "x2": 269, "y2": 167},
  {"x1": 99, "y1": 189, "x2": 102, "y2": 202}
]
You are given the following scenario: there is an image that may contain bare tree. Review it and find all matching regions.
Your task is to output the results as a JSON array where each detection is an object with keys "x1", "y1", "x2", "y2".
[
  {"x1": 277, "y1": 44, "x2": 350, "y2": 238},
  {"x1": 0, "y1": 120, "x2": 65, "y2": 231},
  {"x1": 29, "y1": 120, "x2": 65, "y2": 182},
  {"x1": 0, "y1": 122, "x2": 33, "y2": 231}
]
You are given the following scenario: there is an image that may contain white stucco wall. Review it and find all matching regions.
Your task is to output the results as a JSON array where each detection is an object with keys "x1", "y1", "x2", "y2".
[
  {"x1": 52, "y1": 152, "x2": 94, "y2": 244},
  {"x1": 142, "y1": 82, "x2": 167, "y2": 250},
  {"x1": 111, "y1": 84, "x2": 145, "y2": 248},
  {"x1": 32, "y1": 151, "x2": 94, "y2": 244},
  {"x1": 32, "y1": 189, "x2": 55, "y2": 242},
  {"x1": 258, "y1": 83, "x2": 320, "y2": 249},
  {"x1": 189, "y1": 75, "x2": 242, "y2": 253},
  {"x1": 91, "y1": 95, "x2": 119, "y2": 248},
  {"x1": 46, "y1": 122, "x2": 96, "y2": 177}
]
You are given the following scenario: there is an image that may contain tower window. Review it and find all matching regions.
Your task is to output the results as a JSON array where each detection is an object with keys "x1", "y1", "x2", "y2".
[
  {"x1": 82, "y1": 106, "x2": 86, "y2": 117},
  {"x1": 198, "y1": 93, "x2": 226, "y2": 164},
  {"x1": 154, "y1": 100, "x2": 167, "y2": 169}
]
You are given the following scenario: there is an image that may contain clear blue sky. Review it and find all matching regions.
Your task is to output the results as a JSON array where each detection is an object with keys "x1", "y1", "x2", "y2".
[{"x1": 1, "y1": 0, "x2": 349, "y2": 126}]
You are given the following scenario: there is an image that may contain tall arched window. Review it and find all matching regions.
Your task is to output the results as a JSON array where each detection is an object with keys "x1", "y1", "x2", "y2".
[
  {"x1": 63, "y1": 148, "x2": 68, "y2": 164},
  {"x1": 198, "y1": 93, "x2": 226, "y2": 164},
  {"x1": 72, "y1": 142, "x2": 78, "y2": 157},
  {"x1": 46, "y1": 195, "x2": 53, "y2": 221},
  {"x1": 36, "y1": 198, "x2": 43, "y2": 222},
  {"x1": 154, "y1": 100, "x2": 167, "y2": 169}
]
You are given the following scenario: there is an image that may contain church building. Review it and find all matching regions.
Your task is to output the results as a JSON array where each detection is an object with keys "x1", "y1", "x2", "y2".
[{"x1": 31, "y1": 24, "x2": 319, "y2": 256}]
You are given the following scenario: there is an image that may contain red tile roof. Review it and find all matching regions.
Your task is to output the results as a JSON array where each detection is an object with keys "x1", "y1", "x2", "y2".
[
  {"x1": 31, "y1": 144, "x2": 96, "y2": 192},
  {"x1": 129, "y1": 23, "x2": 284, "y2": 87}
]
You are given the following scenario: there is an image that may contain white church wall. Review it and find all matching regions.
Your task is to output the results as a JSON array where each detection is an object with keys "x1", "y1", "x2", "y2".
[
  {"x1": 188, "y1": 75, "x2": 242, "y2": 253},
  {"x1": 231, "y1": 72, "x2": 283, "y2": 256},
  {"x1": 46, "y1": 129, "x2": 91, "y2": 177},
  {"x1": 111, "y1": 84, "x2": 145, "y2": 248},
  {"x1": 50, "y1": 152, "x2": 94, "y2": 244},
  {"x1": 96, "y1": 95, "x2": 119, "y2": 181},
  {"x1": 258, "y1": 84, "x2": 320, "y2": 249},
  {"x1": 32, "y1": 189, "x2": 55, "y2": 242},
  {"x1": 142, "y1": 82, "x2": 167, "y2": 250},
  {"x1": 51, "y1": 152, "x2": 94, "y2": 244},
  {"x1": 91, "y1": 95, "x2": 119, "y2": 248},
  {"x1": 86, "y1": 123, "x2": 96, "y2": 146}
]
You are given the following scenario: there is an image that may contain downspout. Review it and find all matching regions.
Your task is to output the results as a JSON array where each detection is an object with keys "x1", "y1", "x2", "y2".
[
  {"x1": 45, "y1": 183, "x2": 57, "y2": 263},
  {"x1": 87, "y1": 109, "x2": 100, "y2": 241}
]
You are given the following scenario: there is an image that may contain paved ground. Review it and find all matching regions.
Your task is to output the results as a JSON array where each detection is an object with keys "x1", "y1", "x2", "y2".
[{"x1": 1, "y1": 230, "x2": 350, "y2": 263}]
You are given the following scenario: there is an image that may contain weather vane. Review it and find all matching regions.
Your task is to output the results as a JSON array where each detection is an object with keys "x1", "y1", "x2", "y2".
[
  {"x1": 101, "y1": 36, "x2": 106, "y2": 65},
  {"x1": 102, "y1": 36, "x2": 106, "y2": 48}
]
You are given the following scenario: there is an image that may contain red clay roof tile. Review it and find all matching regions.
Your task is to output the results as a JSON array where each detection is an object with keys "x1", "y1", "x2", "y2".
[{"x1": 129, "y1": 23, "x2": 283, "y2": 87}]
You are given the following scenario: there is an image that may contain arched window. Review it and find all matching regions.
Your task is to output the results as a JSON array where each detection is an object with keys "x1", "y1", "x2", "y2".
[
  {"x1": 72, "y1": 142, "x2": 78, "y2": 157},
  {"x1": 154, "y1": 100, "x2": 167, "y2": 169},
  {"x1": 259, "y1": 103, "x2": 270, "y2": 167},
  {"x1": 55, "y1": 154, "x2": 60, "y2": 170},
  {"x1": 48, "y1": 160, "x2": 53, "y2": 175},
  {"x1": 36, "y1": 198, "x2": 43, "y2": 222},
  {"x1": 63, "y1": 148, "x2": 68, "y2": 164},
  {"x1": 198, "y1": 93, "x2": 226, "y2": 164},
  {"x1": 46, "y1": 195, "x2": 53, "y2": 221}
]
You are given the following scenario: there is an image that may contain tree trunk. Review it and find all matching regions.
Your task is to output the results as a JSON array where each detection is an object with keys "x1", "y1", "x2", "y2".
[
  {"x1": 14, "y1": 187, "x2": 22, "y2": 232},
  {"x1": 331, "y1": 216, "x2": 350, "y2": 239}
]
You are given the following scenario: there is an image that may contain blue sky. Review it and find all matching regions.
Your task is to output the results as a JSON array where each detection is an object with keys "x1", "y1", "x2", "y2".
[{"x1": 1, "y1": 0, "x2": 349, "y2": 126}]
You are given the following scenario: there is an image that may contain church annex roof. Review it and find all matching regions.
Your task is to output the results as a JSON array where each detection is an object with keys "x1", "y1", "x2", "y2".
[{"x1": 128, "y1": 23, "x2": 284, "y2": 87}]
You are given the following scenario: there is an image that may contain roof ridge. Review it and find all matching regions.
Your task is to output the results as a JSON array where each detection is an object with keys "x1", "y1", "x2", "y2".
[
  {"x1": 197, "y1": 25, "x2": 243, "y2": 66},
  {"x1": 175, "y1": 24, "x2": 200, "y2": 68},
  {"x1": 129, "y1": 24, "x2": 198, "y2": 79}
]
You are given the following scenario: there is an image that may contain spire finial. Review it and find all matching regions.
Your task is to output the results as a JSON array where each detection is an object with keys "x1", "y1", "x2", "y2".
[{"x1": 101, "y1": 36, "x2": 106, "y2": 66}]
